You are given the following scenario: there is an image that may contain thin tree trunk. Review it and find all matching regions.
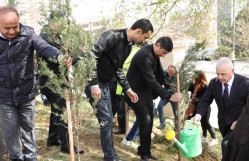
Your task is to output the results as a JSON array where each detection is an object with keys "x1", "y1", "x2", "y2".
[
  {"x1": 177, "y1": 74, "x2": 182, "y2": 161},
  {"x1": 66, "y1": 91, "x2": 75, "y2": 161},
  {"x1": 125, "y1": 103, "x2": 129, "y2": 135},
  {"x1": 67, "y1": 64, "x2": 74, "y2": 161}
]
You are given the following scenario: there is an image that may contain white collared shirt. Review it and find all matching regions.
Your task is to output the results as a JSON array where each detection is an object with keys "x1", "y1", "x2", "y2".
[
  {"x1": 222, "y1": 74, "x2": 234, "y2": 97},
  {"x1": 126, "y1": 29, "x2": 133, "y2": 46},
  {"x1": 0, "y1": 32, "x2": 7, "y2": 39}
]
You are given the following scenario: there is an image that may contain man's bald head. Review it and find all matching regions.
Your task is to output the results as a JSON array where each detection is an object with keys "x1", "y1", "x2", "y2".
[
  {"x1": 0, "y1": 6, "x2": 19, "y2": 17},
  {"x1": 0, "y1": 6, "x2": 20, "y2": 40}
]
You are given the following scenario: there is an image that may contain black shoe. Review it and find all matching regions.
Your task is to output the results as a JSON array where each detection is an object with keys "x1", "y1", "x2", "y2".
[
  {"x1": 141, "y1": 159, "x2": 149, "y2": 161},
  {"x1": 156, "y1": 124, "x2": 166, "y2": 129},
  {"x1": 113, "y1": 129, "x2": 125, "y2": 134},
  {"x1": 104, "y1": 154, "x2": 125, "y2": 161},
  {"x1": 114, "y1": 154, "x2": 125, "y2": 161},
  {"x1": 11, "y1": 159, "x2": 23, "y2": 161},
  {"x1": 141, "y1": 156, "x2": 150, "y2": 161},
  {"x1": 47, "y1": 140, "x2": 60, "y2": 147},
  {"x1": 149, "y1": 154, "x2": 157, "y2": 160},
  {"x1": 61, "y1": 146, "x2": 84, "y2": 154},
  {"x1": 139, "y1": 152, "x2": 157, "y2": 160}
]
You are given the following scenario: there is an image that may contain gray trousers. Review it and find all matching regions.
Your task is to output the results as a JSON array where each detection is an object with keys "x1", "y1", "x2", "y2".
[
  {"x1": 0, "y1": 121, "x2": 5, "y2": 160},
  {"x1": 0, "y1": 99, "x2": 37, "y2": 161}
]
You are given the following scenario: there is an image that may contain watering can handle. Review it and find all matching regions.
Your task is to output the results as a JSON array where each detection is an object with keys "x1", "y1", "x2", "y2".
[{"x1": 185, "y1": 120, "x2": 199, "y2": 129}]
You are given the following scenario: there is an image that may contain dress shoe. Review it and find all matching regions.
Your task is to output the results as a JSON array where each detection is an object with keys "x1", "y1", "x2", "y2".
[
  {"x1": 140, "y1": 159, "x2": 150, "y2": 161},
  {"x1": 157, "y1": 124, "x2": 166, "y2": 129},
  {"x1": 138, "y1": 151, "x2": 157, "y2": 160},
  {"x1": 141, "y1": 156, "x2": 150, "y2": 161},
  {"x1": 114, "y1": 154, "x2": 125, "y2": 161},
  {"x1": 113, "y1": 129, "x2": 125, "y2": 134},
  {"x1": 47, "y1": 139, "x2": 60, "y2": 147},
  {"x1": 61, "y1": 146, "x2": 84, "y2": 154},
  {"x1": 149, "y1": 154, "x2": 157, "y2": 160},
  {"x1": 104, "y1": 154, "x2": 125, "y2": 161}
]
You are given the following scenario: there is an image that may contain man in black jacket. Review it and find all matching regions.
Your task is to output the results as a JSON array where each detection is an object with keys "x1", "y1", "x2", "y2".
[
  {"x1": 192, "y1": 58, "x2": 249, "y2": 156},
  {"x1": 85, "y1": 19, "x2": 153, "y2": 161},
  {"x1": 126, "y1": 37, "x2": 182, "y2": 161},
  {"x1": 38, "y1": 12, "x2": 84, "y2": 154}
]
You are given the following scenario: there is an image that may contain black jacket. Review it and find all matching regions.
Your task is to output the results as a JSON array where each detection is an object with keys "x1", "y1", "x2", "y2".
[
  {"x1": 0, "y1": 24, "x2": 59, "y2": 106},
  {"x1": 38, "y1": 32, "x2": 62, "y2": 92},
  {"x1": 127, "y1": 44, "x2": 172, "y2": 100},
  {"x1": 91, "y1": 29, "x2": 132, "y2": 91},
  {"x1": 38, "y1": 31, "x2": 84, "y2": 96},
  {"x1": 196, "y1": 73, "x2": 249, "y2": 136},
  {"x1": 222, "y1": 96, "x2": 249, "y2": 161},
  {"x1": 163, "y1": 70, "x2": 176, "y2": 91}
]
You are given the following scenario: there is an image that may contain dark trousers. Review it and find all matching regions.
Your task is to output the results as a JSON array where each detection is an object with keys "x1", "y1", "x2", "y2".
[
  {"x1": 85, "y1": 84, "x2": 116, "y2": 160},
  {"x1": 110, "y1": 92, "x2": 125, "y2": 131},
  {"x1": 221, "y1": 124, "x2": 232, "y2": 156},
  {"x1": 127, "y1": 90, "x2": 153, "y2": 159},
  {"x1": 201, "y1": 107, "x2": 216, "y2": 138},
  {"x1": 42, "y1": 89, "x2": 69, "y2": 149}
]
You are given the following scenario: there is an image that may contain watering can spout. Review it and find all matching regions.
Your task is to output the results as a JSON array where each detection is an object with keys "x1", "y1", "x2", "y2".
[
  {"x1": 165, "y1": 130, "x2": 188, "y2": 155},
  {"x1": 172, "y1": 138, "x2": 188, "y2": 154}
]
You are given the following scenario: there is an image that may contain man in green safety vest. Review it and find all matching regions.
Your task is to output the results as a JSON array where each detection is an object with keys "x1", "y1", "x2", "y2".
[
  {"x1": 113, "y1": 47, "x2": 140, "y2": 135},
  {"x1": 116, "y1": 46, "x2": 141, "y2": 95}
]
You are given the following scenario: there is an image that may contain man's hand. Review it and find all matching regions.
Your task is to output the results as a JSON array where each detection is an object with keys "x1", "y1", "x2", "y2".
[
  {"x1": 187, "y1": 99, "x2": 192, "y2": 103},
  {"x1": 169, "y1": 93, "x2": 183, "y2": 102},
  {"x1": 230, "y1": 121, "x2": 237, "y2": 130},
  {"x1": 83, "y1": 46, "x2": 88, "y2": 55},
  {"x1": 63, "y1": 55, "x2": 72, "y2": 68},
  {"x1": 58, "y1": 54, "x2": 72, "y2": 68},
  {"x1": 91, "y1": 86, "x2": 101, "y2": 100},
  {"x1": 127, "y1": 90, "x2": 138, "y2": 103},
  {"x1": 191, "y1": 114, "x2": 201, "y2": 124}
]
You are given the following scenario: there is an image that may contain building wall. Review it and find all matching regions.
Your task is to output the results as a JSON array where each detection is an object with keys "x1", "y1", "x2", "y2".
[
  {"x1": 17, "y1": 0, "x2": 43, "y2": 33},
  {"x1": 0, "y1": 0, "x2": 8, "y2": 6},
  {"x1": 0, "y1": 0, "x2": 43, "y2": 33}
]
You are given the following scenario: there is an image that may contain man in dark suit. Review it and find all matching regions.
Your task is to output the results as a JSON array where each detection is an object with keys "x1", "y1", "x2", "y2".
[
  {"x1": 126, "y1": 37, "x2": 182, "y2": 161},
  {"x1": 192, "y1": 57, "x2": 249, "y2": 156}
]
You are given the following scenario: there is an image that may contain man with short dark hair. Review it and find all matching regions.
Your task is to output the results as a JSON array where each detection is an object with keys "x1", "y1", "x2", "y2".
[
  {"x1": 85, "y1": 18, "x2": 153, "y2": 161},
  {"x1": 0, "y1": 6, "x2": 70, "y2": 161},
  {"x1": 126, "y1": 37, "x2": 182, "y2": 161}
]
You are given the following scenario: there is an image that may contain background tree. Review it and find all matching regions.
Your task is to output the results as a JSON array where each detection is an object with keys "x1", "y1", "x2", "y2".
[
  {"x1": 234, "y1": 4, "x2": 249, "y2": 58},
  {"x1": 7, "y1": 0, "x2": 18, "y2": 8},
  {"x1": 215, "y1": 0, "x2": 249, "y2": 59},
  {"x1": 39, "y1": 0, "x2": 96, "y2": 160},
  {"x1": 115, "y1": 0, "x2": 216, "y2": 41}
]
